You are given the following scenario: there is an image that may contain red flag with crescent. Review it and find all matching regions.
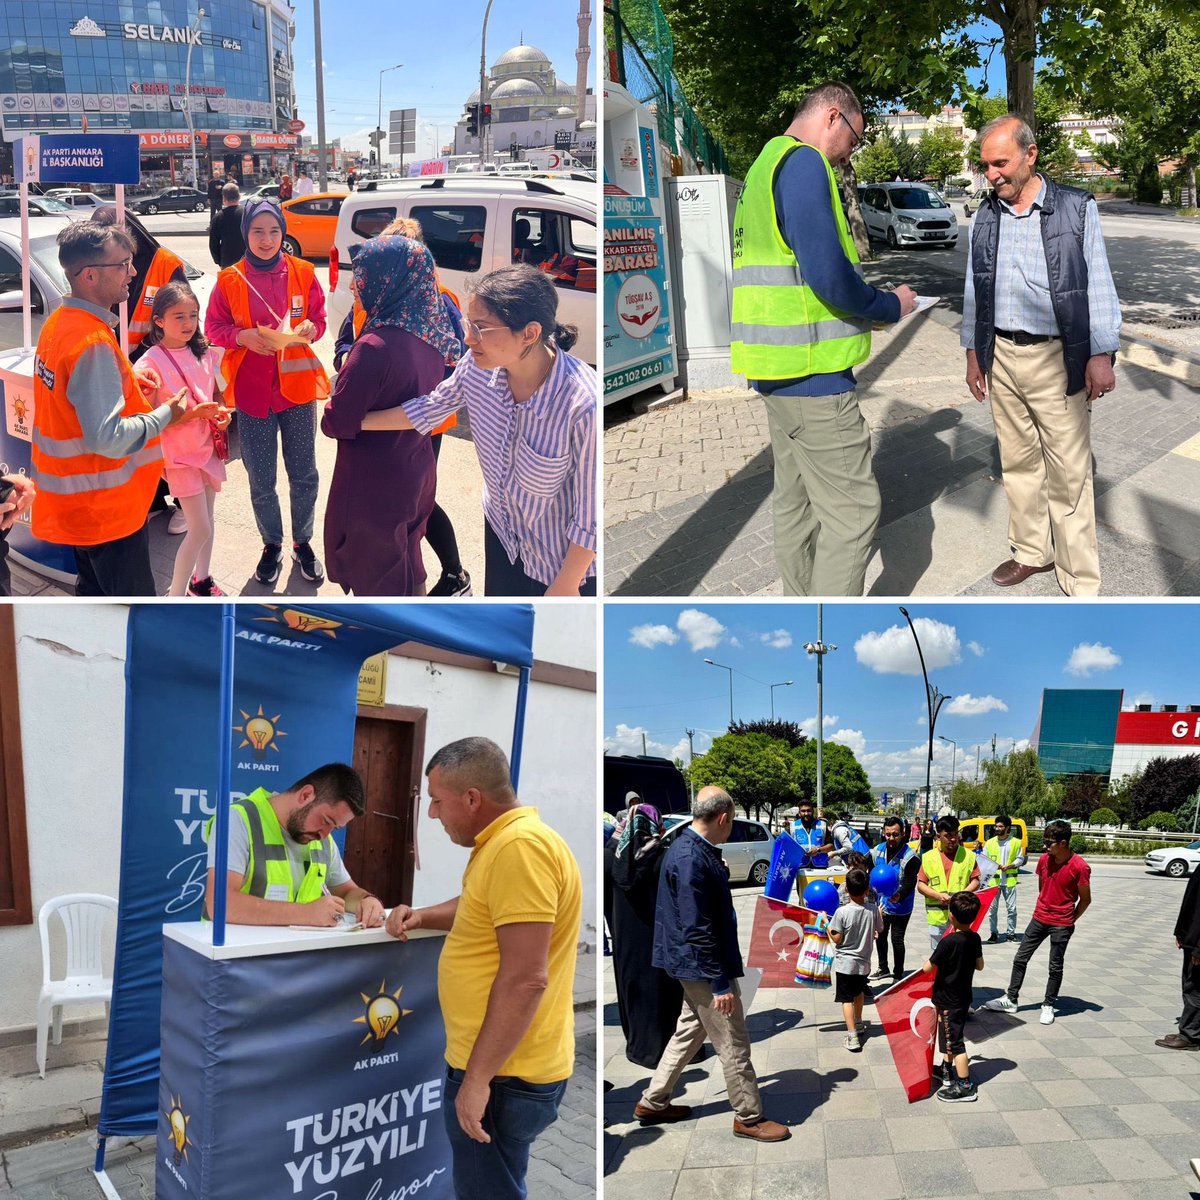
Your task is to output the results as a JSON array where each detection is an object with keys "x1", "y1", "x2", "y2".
[
  {"x1": 875, "y1": 970, "x2": 937, "y2": 1102},
  {"x1": 746, "y1": 896, "x2": 819, "y2": 987}
]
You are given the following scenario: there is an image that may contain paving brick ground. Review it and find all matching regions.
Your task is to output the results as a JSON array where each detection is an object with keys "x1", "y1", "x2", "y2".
[{"x1": 603, "y1": 860, "x2": 1200, "y2": 1200}]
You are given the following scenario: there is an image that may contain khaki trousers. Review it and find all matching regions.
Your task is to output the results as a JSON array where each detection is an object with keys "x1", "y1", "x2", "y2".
[
  {"x1": 989, "y1": 337, "x2": 1099, "y2": 596},
  {"x1": 639, "y1": 978, "x2": 762, "y2": 1123},
  {"x1": 761, "y1": 390, "x2": 880, "y2": 596}
]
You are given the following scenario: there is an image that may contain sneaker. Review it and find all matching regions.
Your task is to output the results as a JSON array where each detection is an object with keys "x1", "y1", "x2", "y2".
[
  {"x1": 932, "y1": 1061, "x2": 948, "y2": 1087},
  {"x1": 844, "y1": 1033, "x2": 861, "y2": 1052},
  {"x1": 428, "y1": 567, "x2": 472, "y2": 597},
  {"x1": 870, "y1": 966, "x2": 890, "y2": 979},
  {"x1": 937, "y1": 1078, "x2": 978, "y2": 1103},
  {"x1": 167, "y1": 506, "x2": 188, "y2": 535},
  {"x1": 255, "y1": 543, "x2": 283, "y2": 586},
  {"x1": 187, "y1": 575, "x2": 226, "y2": 597},
  {"x1": 982, "y1": 996, "x2": 1018, "y2": 1013},
  {"x1": 1040, "y1": 1005, "x2": 1056, "y2": 1025},
  {"x1": 293, "y1": 541, "x2": 324, "y2": 583},
  {"x1": 985, "y1": 934, "x2": 999, "y2": 944}
]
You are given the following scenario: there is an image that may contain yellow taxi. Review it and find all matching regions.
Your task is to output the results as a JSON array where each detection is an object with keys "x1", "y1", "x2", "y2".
[
  {"x1": 280, "y1": 192, "x2": 346, "y2": 259},
  {"x1": 958, "y1": 817, "x2": 1029, "y2": 858}
]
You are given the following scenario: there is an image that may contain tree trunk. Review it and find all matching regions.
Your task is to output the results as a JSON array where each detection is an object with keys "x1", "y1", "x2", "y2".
[
  {"x1": 840, "y1": 161, "x2": 872, "y2": 260},
  {"x1": 1000, "y1": 0, "x2": 1038, "y2": 124}
]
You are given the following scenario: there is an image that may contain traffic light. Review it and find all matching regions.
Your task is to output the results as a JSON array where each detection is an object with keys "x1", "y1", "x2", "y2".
[
  {"x1": 480, "y1": 103, "x2": 492, "y2": 126},
  {"x1": 466, "y1": 104, "x2": 479, "y2": 137}
]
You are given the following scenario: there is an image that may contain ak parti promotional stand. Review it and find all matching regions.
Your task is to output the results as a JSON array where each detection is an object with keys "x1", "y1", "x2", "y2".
[{"x1": 94, "y1": 603, "x2": 536, "y2": 1200}]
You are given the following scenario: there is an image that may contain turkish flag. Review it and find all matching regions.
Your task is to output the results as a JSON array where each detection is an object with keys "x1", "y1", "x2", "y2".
[
  {"x1": 971, "y1": 887, "x2": 1000, "y2": 934},
  {"x1": 746, "y1": 896, "x2": 819, "y2": 987},
  {"x1": 875, "y1": 970, "x2": 937, "y2": 1102}
]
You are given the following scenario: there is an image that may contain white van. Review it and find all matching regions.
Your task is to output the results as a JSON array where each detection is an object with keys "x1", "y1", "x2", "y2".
[
  {"x1": 328, "y1": 176, "x2": 597, "y2": 365},
  {"x1": 498, "y1": 162, "x2": 536, "y2": 177}
]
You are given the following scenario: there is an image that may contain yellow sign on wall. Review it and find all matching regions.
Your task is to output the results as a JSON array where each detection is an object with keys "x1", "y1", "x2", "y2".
[{"x1": 357, "y1": 653, "x2": 388, "y2": 706}]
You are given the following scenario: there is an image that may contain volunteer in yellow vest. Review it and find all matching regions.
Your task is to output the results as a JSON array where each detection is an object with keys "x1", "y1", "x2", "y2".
[
  {"x1": 204, "y1": 197, "x2": 330, "y2": 589},
  {"x1": 730, "y1": 81, "x2": 917, "y2": 597},
  {"x1": 983, "y1": 815, "x2": 1027, "y2": 943},
  {"x1": 917, "y1": 815, "x2": 982, "y2": 951},
  {"x1": 385, "y1": 737, "x2": 582, "y2": 1200},
  {"x1": 203, "y1": 762, "x2": 383, "y2": 928},
  {"x1": 32, "y1": 220, "x2": 218, "y2": 596}
]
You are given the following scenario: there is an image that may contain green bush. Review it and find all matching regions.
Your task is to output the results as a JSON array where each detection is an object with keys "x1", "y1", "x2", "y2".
[
  {"x1": 1089, "y1": 807, "x2": 1120, "y2": 826},
  {"x1": 1079, "y1": 837, "x2": 1191, "y2": 856},
  {"x1": 1069, "y1": 834, "x2": 1087, "y2": 853},
  {"x1": 1137, "y1": 811, "x2": 1179, "y2": 831}
]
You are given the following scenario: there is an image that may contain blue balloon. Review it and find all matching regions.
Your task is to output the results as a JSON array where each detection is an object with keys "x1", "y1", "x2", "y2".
[
  {"x1": 870, "y1": 863, "x2": 901, "y2": 897},
  {"x1": 802, "y1": 879, "x2": 839, "y2": 916}
]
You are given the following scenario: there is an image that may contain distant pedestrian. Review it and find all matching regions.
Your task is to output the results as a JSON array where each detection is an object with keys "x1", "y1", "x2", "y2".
[
  {"x1": 983, "y1": 815, "x2": 1026, "y2": 942},
  {"x1": 1156, "y1": 863, "x2": 1200, "y2": 1050},
  {"x1": 208, "y1": 181, "x2": 245, "y2": 269},
  {"x1": 293, "y1": 168, "x2": 315, "y2": 198},
  {"x1": 278, "y1": 173, "x2": 293, "y2": 201},
  {"x1": 207, "y1": 176, "x2": 222, "y2": 216},
  {"x1": 963, "y1": 115, "x2": 1121, "y2": 596}
]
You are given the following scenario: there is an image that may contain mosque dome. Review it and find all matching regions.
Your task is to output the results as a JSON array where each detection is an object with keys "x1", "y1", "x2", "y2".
[
  {"x1": 492, "y1": 78, "x2": 545, "y2": 99},
  {"x1": 495, "y1": 44, "x2": 551, "y2": 69}
]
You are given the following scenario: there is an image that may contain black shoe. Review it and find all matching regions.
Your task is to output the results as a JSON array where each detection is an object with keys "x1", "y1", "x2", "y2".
[
  {"x1": 255, "y1": 543, "x2": 283, "y2": 586},
  {"x1": 985, "y1": 934, "x2": 999, "y2": 944},
  {"x1": 937, "y1": 1077, "x2": 977, "y2": 1103},
  {"x1": 428, "y1": 567, "x2": 472, "y2": 597},
  {"x1": 293, "y1": 541, "x2": 324, "y2": 583}
]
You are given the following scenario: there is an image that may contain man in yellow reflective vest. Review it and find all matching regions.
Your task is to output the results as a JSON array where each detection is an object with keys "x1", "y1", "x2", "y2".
[
  {"x1": 730, "y1": 81, "x2": 917, "y2": 596},
  {"x1": 983, "y1": 815, "x2": 1026, "y2": 942},
  {"x1": 917, "y1": 815, "x2": 981, "y2": 952},
  {"x1": 203, "y1": 762, "x2": 383, "y2": 927}
]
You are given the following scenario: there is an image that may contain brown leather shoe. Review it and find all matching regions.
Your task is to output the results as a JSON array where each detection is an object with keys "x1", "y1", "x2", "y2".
[
  {"x1": 991, "y1": 558, "x2": 1055, "y2": 587},
  {"x1": 733, "y1": 1117, "x2": 791, "y2": 1142},
  {"x1": 634, "y1": 1101, "x2": 693, "y2": 1124},
  {"x1": 1155, "y1": 1033, "x2": 1199, "y2": 1050}
]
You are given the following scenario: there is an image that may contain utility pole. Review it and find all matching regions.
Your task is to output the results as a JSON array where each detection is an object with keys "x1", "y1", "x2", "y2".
[
  {"x1": 686, "y1": 728, "x2": 696, "y2": 804},
  {"x1": 312, "y1": 0, "x2": 329, "y2": 190},
  {"x1": 975, "y1": 745, "x2": 981, "y2": 782},
  {"x1": 641, "y1": 731, "x2": 647, "y2": 756},
  {"x1": 478, "y1": 0, "x2": 495, "y2": 167},
  {"x1": 804, "y1": 605, "x2": 837, "y2": 816},
  {"x1": 992, "y1": 733, "x2": 998, "y2": 761}
]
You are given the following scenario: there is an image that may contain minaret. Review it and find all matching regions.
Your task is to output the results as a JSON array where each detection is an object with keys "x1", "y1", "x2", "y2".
[{"x1": 575, "y1": 0, "x2": 592, "y2": 120}]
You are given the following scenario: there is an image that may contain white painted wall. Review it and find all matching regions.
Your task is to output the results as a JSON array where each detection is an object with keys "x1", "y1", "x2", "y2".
[{"x1": 0, "y1": 603, "x2": 596, "y2": 1036}]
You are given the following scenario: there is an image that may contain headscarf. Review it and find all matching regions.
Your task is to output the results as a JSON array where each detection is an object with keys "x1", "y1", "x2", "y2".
[
  {"x1": 614, "y1": 802, "x2": 663, "y2": 860},
  {"x1": 350, "y1": 236, "x2": 460, "y2": 360},
  {"x1": 240, "y1": 198, "x2": 286, "y2": 270}
]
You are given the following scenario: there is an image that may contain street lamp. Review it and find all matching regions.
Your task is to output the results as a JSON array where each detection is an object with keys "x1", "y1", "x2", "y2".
[
  {"x1": 939, "y1": 735, "x2": 958, "y2": 790},
  {"x1": 769, "y1": 680, "x2": 793, "y2": 720},
  {"x1": 804, "y1": 605, "x2": 837, "y2": 813},
  {"x1": 183, "y1": 8, "x2": 205, "y2": 188},
  {"x1": 377, "y1": 63, "x2": 404, "y2": 171},
  {"x1": 478, "y1": 0, "x2": 496, "y2": 167},
  {"x1": 703, "y1": 658, "x2": 734, "y2": 729},
  {"x1": 899, "y1": 607, "x2": 951, "y2": 822}
]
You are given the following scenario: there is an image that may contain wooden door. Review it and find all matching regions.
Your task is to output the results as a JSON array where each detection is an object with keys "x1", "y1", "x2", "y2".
[{"x1": 343, "y1": 704, "x2": 426, "y2": 906}]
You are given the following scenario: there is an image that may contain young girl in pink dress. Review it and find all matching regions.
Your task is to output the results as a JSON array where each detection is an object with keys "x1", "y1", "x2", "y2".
[{"x1": 140, "y1": 281, "x2": 232, "y2": 596}]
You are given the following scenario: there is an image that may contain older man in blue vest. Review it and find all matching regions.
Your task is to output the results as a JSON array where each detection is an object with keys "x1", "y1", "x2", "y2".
[{"x1": 963, "y1": 115, "x2": 1121, "y2": 597}]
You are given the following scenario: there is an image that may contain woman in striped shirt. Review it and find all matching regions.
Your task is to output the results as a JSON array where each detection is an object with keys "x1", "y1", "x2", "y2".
[{"x1": 356, "y1": 264, "x2": 597, "y2": 596}]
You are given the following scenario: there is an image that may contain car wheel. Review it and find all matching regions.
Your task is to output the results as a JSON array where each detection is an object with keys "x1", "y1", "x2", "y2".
[
  {"x1": 749, "y1": 860, "x2": 769, "y2": 887},
  {"x1": 282, "y1": 236, "x2": 302, "y2": 257},
  {"x1": 886, "y1": 226, "x2": 898, "y2": 249},
  {"x1": 1166, "y1": 859, "x2": 1190, "y2": 878},
  {"x1": 194, "y1": 201, "x2": 207, "y2": 212},
  {"x1": 146, "y1": 203, "x2": 159, "y2": 214}
]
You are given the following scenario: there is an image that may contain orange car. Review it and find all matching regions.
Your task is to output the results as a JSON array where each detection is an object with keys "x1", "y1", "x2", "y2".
[{"x1": 280, "y1": 192, "x2": 345, "y2": 259}]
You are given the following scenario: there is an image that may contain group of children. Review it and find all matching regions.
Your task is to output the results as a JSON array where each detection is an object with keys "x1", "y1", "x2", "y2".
[{"x1": 827, "y1": 868, "x2": 984, "y2": 1103}]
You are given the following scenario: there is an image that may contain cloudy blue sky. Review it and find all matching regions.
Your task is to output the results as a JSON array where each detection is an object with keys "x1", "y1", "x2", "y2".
[{"x1": 604, "y1": 603, "x2": 1195, "y2": 793}]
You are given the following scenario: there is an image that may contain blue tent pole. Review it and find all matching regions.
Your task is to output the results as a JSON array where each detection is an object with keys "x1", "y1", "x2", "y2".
[
  {"x1": 212, "y1": 604, "x2": 236, "y2": 947},
  {"x1": 510, "y1": 665, "x2": 531, "y2": 790}
]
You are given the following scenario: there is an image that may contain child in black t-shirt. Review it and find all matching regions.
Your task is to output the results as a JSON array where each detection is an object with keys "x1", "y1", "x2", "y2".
[{"x1": 920, "y1": 890, "x2": 984, "y2": 1103}]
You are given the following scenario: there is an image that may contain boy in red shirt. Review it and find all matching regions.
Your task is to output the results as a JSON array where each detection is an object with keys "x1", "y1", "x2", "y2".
[{"x1": 982, "y1": 820, "x2": 1091, "y2": 1024}]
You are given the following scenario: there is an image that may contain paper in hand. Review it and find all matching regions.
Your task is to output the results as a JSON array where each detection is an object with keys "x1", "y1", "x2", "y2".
[{"x1": 255, "y1": 324, "x2": 309, "y2": 350}]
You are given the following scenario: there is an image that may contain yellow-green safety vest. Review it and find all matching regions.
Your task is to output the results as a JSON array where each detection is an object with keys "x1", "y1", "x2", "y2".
[
  {"x1": 921, "y1": 846, "x2": 976, "y2": 927},
  {"x1": 730, "y1": 135, "x2": 872, "y2": 381},
  {"x1": 204, "y1": 787, "x2": 334, "y2": 915},
  {"x1": 984, "y1": 836, "x2": 1021, "y2": 887}
]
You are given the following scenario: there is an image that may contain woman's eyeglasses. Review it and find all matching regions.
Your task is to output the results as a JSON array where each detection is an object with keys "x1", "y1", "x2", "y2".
[{"x1": 463, "y1": 318, "x2": 507, "y2": 340}]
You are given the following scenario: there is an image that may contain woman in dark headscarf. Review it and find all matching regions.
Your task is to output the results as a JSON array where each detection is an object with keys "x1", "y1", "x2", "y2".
[
  {"x1": 603, "y1": 802, "x2": 688, "y2": 1070},
  {"x1": 320, "y1": 235, "x2": 459, "y2": 595}
]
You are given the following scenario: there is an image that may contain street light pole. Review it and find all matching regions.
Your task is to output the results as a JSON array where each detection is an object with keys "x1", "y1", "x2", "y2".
[
  {"x1": 312, "y1": 0, "x2": 329, "y2": 189},
  {"x1": 183, "y1": 8, "x2": 205, "y2": 188},
  {"x1": 899, "y1": 607, "x2": 951, "y2": 823},
  {"x1": 377, "y1": 63, "x2": 403, "y2": 172},
  {"x1": 769, "y1": 680, "x2": 794, "y2": 721},
  {"x1": 804, "y1": 605, "x2": 838, "y2": 816},
  {"x1": 478, "y1": 0, "x2": 496, "y2": 168},
  {"x1": 686, "y1": 728, "x2": 696, "y2": 805},
  {"x1": 703, "y1": 659, "x2": 734, "y2": 729},
  {"x1": 939, "y1": 736, "x2": 958, "y2": 798}
]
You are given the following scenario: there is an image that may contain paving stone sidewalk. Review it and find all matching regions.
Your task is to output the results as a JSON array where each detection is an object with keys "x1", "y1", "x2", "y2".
[{"x1": 603, "y1": 862, "x2": 1200, "y2": 1200}]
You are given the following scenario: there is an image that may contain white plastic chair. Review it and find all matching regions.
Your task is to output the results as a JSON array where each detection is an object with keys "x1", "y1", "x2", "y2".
[{"x1": 36, "y1": 893, "x2": 117, "y2": 1078}]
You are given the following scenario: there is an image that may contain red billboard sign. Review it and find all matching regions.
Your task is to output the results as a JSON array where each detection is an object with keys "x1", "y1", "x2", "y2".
[
  {"x1": 287, "y1": 119, "x2": 305, "y2": 133},
  {"x1": 1116, "y1": 711, "x2": 1200, "y2": 745},
  {"x1": 223, "y1": 134, "x2": 243, "y2": 149}
]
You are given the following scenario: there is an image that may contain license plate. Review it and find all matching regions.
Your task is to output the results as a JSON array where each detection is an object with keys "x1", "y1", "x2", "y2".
[{"x1": 921, "y1": 232, "x2": 945, "y2": 240}]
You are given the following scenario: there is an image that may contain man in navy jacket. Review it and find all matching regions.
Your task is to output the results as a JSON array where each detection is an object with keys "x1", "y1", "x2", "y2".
[{"x1": 634, "y1": 787, "x2": 790, "y2": 1142}]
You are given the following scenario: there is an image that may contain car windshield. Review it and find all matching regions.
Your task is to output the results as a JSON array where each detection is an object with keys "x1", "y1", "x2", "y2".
[
  {"x1": 31, "y1": 233, "x2": 69, "y2": 293},
  {"x1": 889, "y1": 188, "x2": 947, "y2": 210},
  {"x1": 36, "y1": 197, "x2": 72, "y2": 213},
  {"x1": 1190, "y1": 841, "x2": 1200, "y2": 850}
]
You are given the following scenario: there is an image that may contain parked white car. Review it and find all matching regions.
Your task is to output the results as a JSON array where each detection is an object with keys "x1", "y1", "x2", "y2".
[
  {"x1": 53, "y1": 192, "x2": 114, "y2": 211},
  {"x1": 860, "y1": 181, "x2": 959, "y2": 250},
  {"x1": 1145, "y1": 840, "x2": 1200, "y2": 878},
  {"x1": 662, "y1": 814, "x2": 776, "y2": 885}
]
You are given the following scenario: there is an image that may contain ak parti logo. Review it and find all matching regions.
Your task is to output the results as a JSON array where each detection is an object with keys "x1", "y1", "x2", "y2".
[
  {"x1": 353, "y1": 979, "x2": 413, "y2": 1046},
  {"x1": 255, "y1": 607, "x2": 348, "y2": 638},
  {"x1": 233, "y1": 704, "x2": 287, "y2": 754},
  {"x1": 165, "y1": 1094, "x2": 193, "y2": 1165}
]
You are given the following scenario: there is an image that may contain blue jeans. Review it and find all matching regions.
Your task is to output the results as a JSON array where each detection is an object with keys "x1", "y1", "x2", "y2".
[
  {"x1": 443, "y1": 1067, "x2": 566, "y2": 1200},
  {"x1": 989, "y1": 883, "x2": 1019, "y2": 936},
  {"x1": 237, "y1": 401, "x2": 318, "y2": 546}
]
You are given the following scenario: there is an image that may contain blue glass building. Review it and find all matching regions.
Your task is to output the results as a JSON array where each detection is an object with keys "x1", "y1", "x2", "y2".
[{"x1": 1032, "y1": 689, "x2": 1124, "y2": 780}]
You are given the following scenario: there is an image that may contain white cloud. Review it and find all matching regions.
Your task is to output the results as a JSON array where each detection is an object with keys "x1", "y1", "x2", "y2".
[
  {"x1": 760, "y1": 629, "x2": 793, "y2": 649},
  {"x1": 605, "y1": 723, "x2": 699, "y2": 764},
  {"x1": 677, "y1": 608, "x2": 727, "y2": 652},
  {"x1": 1065, "y1": 642, "x2": 1122, "y2": 677},
  {"x1": 945, "y1": 694, "x2": 1009, "y2": 716},
  {"x1": 800, "y1": 714, "x2": 839, "y2": 736},
  {"x1": 827, "y1": 728, "x2": 866, "y2": 757},
  {"x1": 729, "y1": 637, "x2": 743, "y2": 649},
  {"x1": 628, "y1": 623, "x2": 678, "y2": 649},
  {"x1": 1122, "y1": 691, "x2": 1155, "y2": 711},
  {"x1": 855, "y1": 618, "x2": 962, "y2": 676},
  {"x1": 967, "y1": 641, "x2": 985, "y2": 657}
]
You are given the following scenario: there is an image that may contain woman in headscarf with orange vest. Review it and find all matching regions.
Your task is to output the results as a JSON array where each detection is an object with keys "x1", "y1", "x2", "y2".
[
  {"x1": 320, "y1": 235, "x2": 460, "y2": 595},
  {"x1": 204, "y1": 197, "x2": 330, "y2": 587}
]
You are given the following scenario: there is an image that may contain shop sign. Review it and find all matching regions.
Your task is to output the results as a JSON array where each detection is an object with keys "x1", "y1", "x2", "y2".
[
  {"x1": 251, "y1": 133, "x2": 299, "y2": 148},
  {"x1": 122, "y1": 23, "x2": 202, "y2": 46},
  {"x1": 287, "y1": 119, "x2": 305, "y2": 133},
  {"x1": 16, "y1": 133, "x2": 140, "y2": 185},
  {"x1": 223, "y1": 134, "x2": 243, "y2": 149}
]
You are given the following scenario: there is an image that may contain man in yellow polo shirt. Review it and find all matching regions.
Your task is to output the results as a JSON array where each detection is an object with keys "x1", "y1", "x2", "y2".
[{"x1": 385, "y1": 736, "x2": 582, "y2": 1200}]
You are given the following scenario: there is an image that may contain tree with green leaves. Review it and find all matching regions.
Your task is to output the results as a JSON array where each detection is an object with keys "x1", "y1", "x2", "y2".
[
  {"x1": 1104, "y1": 770, "x2": 1140, "y2": 824},
  {"x1": 792, "y1": 739, "x2": 873, "y2": 810},
  {"x1": 685, "y1": 730, "x2": 799, "y2": 825},
  {"x1": 1130, "y1": 755, "x2": 1200, "y2": 824},
  {"x1": 919, "y1": 124, "x2": 969, "y2": 185},
  {"x1": 728, "y1": 718, "x2": 808, "y2": 748},
  {"x1": 977, "y1": 747, "x2": 1049, "y2": 817},
  {"x1": 855, "y1": 134, "x2": 900, "y2": 183},
  {"x1": 1056, "y1": 773, "x2": 1106, "y2": 821}
]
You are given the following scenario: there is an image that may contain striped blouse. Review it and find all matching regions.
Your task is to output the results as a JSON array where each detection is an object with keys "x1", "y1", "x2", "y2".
[{"x1": 402, "y1": 349, "x2": 597, "y2": 588}]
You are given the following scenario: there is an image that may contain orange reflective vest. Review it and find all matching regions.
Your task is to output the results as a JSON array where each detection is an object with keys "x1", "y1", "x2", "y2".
[
  {"x1": 31, "y1": 304, "x2": 163, "y2": 546},
  {"x1": 127, "y1": 248, "x2": 185, "y2": 348},
  {"x1": 216, "y1": 256, "x2": 330, "y2": 408}
]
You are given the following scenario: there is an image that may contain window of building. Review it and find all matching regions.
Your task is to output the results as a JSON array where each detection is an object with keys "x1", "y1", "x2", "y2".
[{"x1": 0, "y1": 609, "x2": 31, "y2": 926}]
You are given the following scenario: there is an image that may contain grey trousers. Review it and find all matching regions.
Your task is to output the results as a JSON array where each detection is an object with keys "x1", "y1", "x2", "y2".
[
  {"x1": 761, "y1": 390, "x2": 880, "y2": 596},
  {"x1": 639, "y1": 978, "x2": 762, "y2": 1123}
]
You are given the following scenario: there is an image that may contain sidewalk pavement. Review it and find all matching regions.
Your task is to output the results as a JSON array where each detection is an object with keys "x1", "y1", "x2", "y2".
[
  {"x1": 0, "y1": 949, "x2": 597, "y2": 1198},
  {"x1": 603, "y1": 863, "x2": 1200, "y2": 1200},
  {"x1": 604, "y1": 251, "x2": 1200, "y2": 597}
]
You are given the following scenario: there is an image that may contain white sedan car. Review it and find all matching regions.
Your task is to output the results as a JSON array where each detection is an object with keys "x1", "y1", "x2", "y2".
[
  {"x1": 662, "y1": 814, "x2": 776, "y2": 885},
  {"x1": 1146, "y1": 841, "x2": 1200, "y2": 878}
]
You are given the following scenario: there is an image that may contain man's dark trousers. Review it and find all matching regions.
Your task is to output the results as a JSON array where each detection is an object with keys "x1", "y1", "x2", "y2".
[
  {"x1": 1180, "y1": 950, "x2": 1200, "y2": 1043},
  {"x1": 73, "y1": 527, "x2": 157, "y2": 596},
  {"x1": 1006, "y1": 918, "x2": 1074, "y2": 1005}
]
